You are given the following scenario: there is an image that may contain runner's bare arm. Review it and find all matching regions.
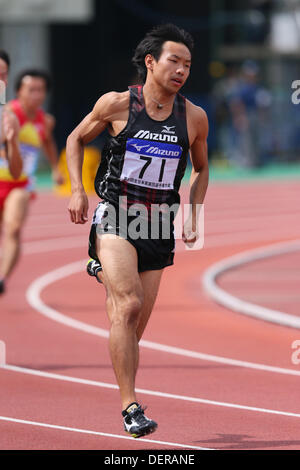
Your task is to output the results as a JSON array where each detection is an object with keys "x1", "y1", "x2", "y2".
[
  {"x1": 189, "y1": 106, "x2": 209, "y2": 206},
  {"x1": 2, "y1": 107, "x2": 23, "y2": 179},
  {"x1": 66, "y1": 92, "x2": 125, "y2": 224},
  {"x1": 183, "y1": 105, "x2": 209, "y2": 243}
]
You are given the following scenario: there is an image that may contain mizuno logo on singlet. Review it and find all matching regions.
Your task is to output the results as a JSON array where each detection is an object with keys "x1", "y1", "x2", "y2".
[
  {"x1": 134, "y1": 130, "x2": 178, "y2": 143},
  {"x1": 132, "y1": 143, "x2": 150, "y2": 152},
  {"x1": 146, "y1": 146, "x2": 180, "y2": 157},
  {"x1": 162, "y1": 125, "x2": 176, "y2": 134},
  {"x1": 131, "y1": 142, "x2": 179, "y2": 157}
]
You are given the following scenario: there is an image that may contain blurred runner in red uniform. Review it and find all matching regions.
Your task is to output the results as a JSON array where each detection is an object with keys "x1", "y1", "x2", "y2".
[{"x1": 0, "y1": 69, "x2": 63, "y2": 294}]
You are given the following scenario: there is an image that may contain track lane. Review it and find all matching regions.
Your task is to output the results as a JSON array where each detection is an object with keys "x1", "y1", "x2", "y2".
[{"x1": 1, "y1": 181, "x2": 300, "y2": 450}]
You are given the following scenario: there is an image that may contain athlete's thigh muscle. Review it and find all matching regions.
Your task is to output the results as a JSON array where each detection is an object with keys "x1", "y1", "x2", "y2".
[
  {"x1": 3, "y1": 188, "x2": 31, "y2": 230},
  {"x1": 96, "y1": 234, "x2": 143, "y2": 303}
]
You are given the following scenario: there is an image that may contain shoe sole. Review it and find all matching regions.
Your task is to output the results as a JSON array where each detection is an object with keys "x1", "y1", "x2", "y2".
[{"x1": 126, "y1": 424, "x2": 157, "y2": 439}]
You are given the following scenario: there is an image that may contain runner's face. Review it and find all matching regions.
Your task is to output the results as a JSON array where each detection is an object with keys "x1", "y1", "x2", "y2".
[
  {"x1": 0, "y1": 58, "x2": 8, "y2": 87},
  {"x1": 150, "y1": 41, "x2": 191, "y2": 92},
  {"x1": 18, "y1": 76, "x2": 47, "y2": 109}
]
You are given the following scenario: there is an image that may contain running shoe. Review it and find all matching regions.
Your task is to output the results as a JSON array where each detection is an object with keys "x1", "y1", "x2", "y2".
[
  {"x1": 122, "y1": 402, "x2": 158, "y2": 438},
  {"x1": 86, "y1": 258, "x2": 103, "y2": 284}
]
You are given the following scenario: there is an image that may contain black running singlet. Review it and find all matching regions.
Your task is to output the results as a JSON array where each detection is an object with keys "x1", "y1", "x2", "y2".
[{"x1": 94, "y1": 85, "x2": 190, "y2": 213}]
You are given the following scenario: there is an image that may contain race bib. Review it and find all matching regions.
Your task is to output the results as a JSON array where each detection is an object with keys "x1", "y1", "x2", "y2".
[{"x1": 121, "y1": 138, "x2": 182, "y2": 190}]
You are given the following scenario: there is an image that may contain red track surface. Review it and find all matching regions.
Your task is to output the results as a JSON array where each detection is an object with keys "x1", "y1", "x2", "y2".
[{"x1": 0, "y1": 180, "x2": 300, "y2": 450}]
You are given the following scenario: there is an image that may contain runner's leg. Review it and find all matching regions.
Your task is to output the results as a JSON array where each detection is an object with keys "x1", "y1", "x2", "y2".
[
  {"x1": 136, "y1": 269, "x2": 163, "y2": 342},
  {"x1": 0, "y1": 208, "x2": 3, "y2": 292},
  {"x1": 0, "y1": 188, "x2": 30, "y2": 279},
  {"x1": 96, "y1": 234, "x2": 144, "y2": 411}
]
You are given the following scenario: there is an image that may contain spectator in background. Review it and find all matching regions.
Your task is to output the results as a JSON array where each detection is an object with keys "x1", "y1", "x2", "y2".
[
  {"x1": 213, "y1": 60, "x2": 273, "y2": 168},
  {"x1": 227, "y1": 60, "x2": 273, "y2": 167},
  {"x1": 211, "y1": 63, "x2": 240, "y2": 163}
]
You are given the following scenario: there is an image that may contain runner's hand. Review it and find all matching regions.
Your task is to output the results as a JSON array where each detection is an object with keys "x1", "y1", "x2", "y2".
[
  {"x1": 68, "y1": 189, "x2": 89, "y2": 224},
  {"x1": 2, "y1": 109, "x2": 19, "y2": 143},
  {"x1": 182, "y1": 218, "x2": 197, "y2": 248}
]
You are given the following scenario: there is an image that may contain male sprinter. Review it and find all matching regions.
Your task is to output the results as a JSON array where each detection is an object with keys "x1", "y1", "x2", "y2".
[
  {"x1": 66, "y1": 24, "x2": 209, "y2": 437},
  {"x1": 0, "y1": 49, "x2": 23, "y2": 294},
  {"x1": 0, "y1": 69, "x2": 63, "y2": 294},
  {"x1": 0, "y1": 49, "x2": 23, "y2": 181}
]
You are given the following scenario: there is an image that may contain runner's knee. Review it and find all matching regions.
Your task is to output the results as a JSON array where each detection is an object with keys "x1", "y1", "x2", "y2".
[
  {"x1": 111, "y1": 292, "x2": 144, "y2": 328},
  {"x1": 4, "y1": 220, "x2": 22, "y2": 240}
]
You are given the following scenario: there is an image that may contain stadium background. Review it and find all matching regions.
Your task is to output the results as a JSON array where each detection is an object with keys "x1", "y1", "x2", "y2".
[{"x1": 1, "y1": 0, "x2": 300, "y2": 184}]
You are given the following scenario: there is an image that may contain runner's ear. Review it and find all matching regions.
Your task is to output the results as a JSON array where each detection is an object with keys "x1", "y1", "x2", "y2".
[{"x1": 145, "y1": 54, "x2": 155, "y2": 72}]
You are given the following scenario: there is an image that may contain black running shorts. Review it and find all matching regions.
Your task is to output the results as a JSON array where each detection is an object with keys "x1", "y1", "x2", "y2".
[{"x1": 88, "y1": 200, "x2": 175, "y2": 272}]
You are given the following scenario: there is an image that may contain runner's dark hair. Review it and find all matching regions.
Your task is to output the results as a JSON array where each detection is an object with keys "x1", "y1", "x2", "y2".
[
  {"x1": 15, "y1": 69, "x2": 51, "y2": 92},
  {"x1": 0, "y1": 49, "x2": 10, "y2": 68},
  {"x1": 132, "y1": 23, "x2": 194, "y2": 83}
]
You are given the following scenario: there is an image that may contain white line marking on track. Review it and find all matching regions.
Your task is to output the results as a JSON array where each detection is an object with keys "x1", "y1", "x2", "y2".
[
  {"x1": 203, "y1": 238, "x2": 300, "y2": 329},
  {"x1": 25, "y1": 259, "x2": 300, "y2": 377},
  {"x1": 2, "y1": 363, "x2": 300, "y2": 419},
  {"x1": 1, "y1": 209, "x2": 294, "y2": 259},
  {"x1": 0, "y1": 341, "x2": 5, "y2": 365},
  {"x1": 0, "y1": 415, "x2": 212, "y2": 450}
]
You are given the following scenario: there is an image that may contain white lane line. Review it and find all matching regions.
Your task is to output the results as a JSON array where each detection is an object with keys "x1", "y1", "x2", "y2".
[
  {"x1": 205, "y1": 212, "x2": 300, "y2": 232},
  {"x1": 18, "y1": 230, "x2": 298, "y2": 255},
  {"x1": 204, "y1": 228, "x2": 300, "y2": 249},
  {"x1": 203, "y1": 239, "x2": 300, "y2": 329},
  {"x1": 0, "y1": 415, "x2": 212, "y2": 450},
  {"x1": 25, "y1": 259, "x2": 300, "y2": 377},
  {"x1": 25, "y1": 209, "x2": 298, "y2": 230},
  {"x1": 0, "y1": 210, "x2": 295, "y2": 258},
  {"x1": 3, "y1": 363, "x2": 300, "y2": 420},
  {"x1": 0, "y1": 341, "x2": 5, "y2": 365}
]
